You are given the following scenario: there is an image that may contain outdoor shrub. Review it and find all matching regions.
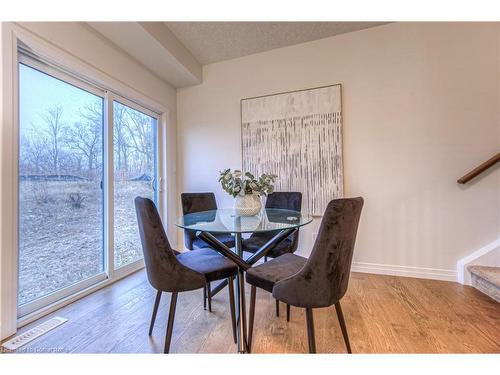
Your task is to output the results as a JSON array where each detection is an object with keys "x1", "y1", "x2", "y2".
[
  {"x1": 31, "y1": 181, "x2": 54, "y2": 205},
  {"x1": 68, "y1": 192, "x2": 86, "y2": 209}
]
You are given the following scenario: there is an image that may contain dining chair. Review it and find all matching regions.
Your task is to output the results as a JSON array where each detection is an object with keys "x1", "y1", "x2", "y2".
[
  {"x1": 181, "y1": 192, "x2": 236, "y2": 311},
  {"x1": 135, "y1": 197, "x2": 238, "y2": 353},
  {"x1": 245, "y1": 197, "x2": 364, "y2": 353},
  {"x1": 242, "y1": 191, "x2": 302, "y2": 320},
  {"x1": 181, "y1": 192, "x2": 235, "y2": 250}
]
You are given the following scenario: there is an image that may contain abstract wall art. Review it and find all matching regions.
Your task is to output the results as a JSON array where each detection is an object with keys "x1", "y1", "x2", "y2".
[{"x1": 241, "y1": 84, "x2": 343, "y2": 216}]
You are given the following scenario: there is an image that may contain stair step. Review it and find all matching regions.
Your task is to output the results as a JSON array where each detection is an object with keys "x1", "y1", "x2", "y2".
[{"x1": 467, "y1": 266, "x2": 500, "y2": 303}]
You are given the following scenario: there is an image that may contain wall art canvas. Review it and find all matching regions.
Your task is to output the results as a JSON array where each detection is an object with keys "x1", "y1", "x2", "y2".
[{"x1": 241, "y1": 84, "x2": 343, "y2": 216}]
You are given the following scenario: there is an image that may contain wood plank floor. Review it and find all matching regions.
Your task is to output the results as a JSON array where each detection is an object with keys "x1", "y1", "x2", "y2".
[{"x1": 4, "y1": 270, "x2": 500, "y2": 353}]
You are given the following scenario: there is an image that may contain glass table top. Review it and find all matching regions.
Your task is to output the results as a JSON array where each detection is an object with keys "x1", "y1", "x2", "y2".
[{"x1": 176, "y1": 208, "x2": 313, "y2": 234}]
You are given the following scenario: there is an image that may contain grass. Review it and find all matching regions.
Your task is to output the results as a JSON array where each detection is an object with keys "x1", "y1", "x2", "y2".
[{"x1": 18, "y1": 180, "x2": 153, "y2": 306}]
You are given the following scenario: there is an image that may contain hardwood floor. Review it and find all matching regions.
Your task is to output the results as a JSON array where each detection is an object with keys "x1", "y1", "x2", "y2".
[{"x1": 4, "y1": 270, "x2": 500, "y2": 353}]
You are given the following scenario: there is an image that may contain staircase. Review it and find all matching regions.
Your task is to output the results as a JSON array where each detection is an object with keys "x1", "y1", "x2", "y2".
[
  {"x1": 468, "y1": 266, "x2": 500, "y2": 303},
  {"x1": 456, "y1": 154, "x2": 500, "y2": 304}
]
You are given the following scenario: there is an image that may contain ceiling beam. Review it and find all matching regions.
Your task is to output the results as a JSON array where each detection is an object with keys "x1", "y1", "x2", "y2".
[{"x1": 87, "y1": 22, "x2": 202, "y2": 88}]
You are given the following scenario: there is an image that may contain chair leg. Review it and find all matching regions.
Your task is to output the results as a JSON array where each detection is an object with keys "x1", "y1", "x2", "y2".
[
  {"x1": 275, "y1": 299, "x2": 279, "y2": 317},
  {"x1": 149, "y1": 290, "x2": 162, "y2": 335},
  {"x1": 248, "y1": 285, "x2": 257, "y2": 352},
  {"x1": 305, "y1": 308, "x2": 316, "y2": 354},
  {"x1": 164, "y1": 292, "x2": 178, "y2": 354},
  {"x1": 207, "y1": 282, "x2": 212, "y2": 312},
  {"x1": 286, "y1": 304, "x2": 291, "y2": 322},
  {"x1": 203, "y1": 286, "x2": 207, "y2": 310},
  {"x1": 335, "y1": 302, "x2": 352, "y2": 353},
  {"x1": 264, "y1": 255, "x2": 268, "y2": 262},
  {"x1": 228, "y1": 277, "x2": 237, "y2": 344}
]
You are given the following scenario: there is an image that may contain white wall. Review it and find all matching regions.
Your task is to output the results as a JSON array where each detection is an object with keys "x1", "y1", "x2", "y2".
[
  {"x1": 177, "y1": 22, "x2": 500, "y2": 279},
  {"x1": 0, "y1": 22, "x2": 4, "y2": 340},
  {"x1": 0, "y1": 22, "x2": 178, "y2": 339}
]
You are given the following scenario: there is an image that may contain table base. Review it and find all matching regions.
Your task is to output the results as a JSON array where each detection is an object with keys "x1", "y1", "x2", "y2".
[{"x1": 198, "y1": 228, "x2": 297, "y2": 353}]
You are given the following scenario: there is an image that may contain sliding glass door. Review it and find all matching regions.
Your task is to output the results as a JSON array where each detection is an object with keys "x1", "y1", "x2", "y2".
[
  {"x1": 18, "y1": 53, "x2": 161, "y2": 317},
  {"x1": 18, "y1": 59, "x2": 106, "y2": 316},
  {"x1": 113, "y1": 100, "x2": 158, "y2": 269}
]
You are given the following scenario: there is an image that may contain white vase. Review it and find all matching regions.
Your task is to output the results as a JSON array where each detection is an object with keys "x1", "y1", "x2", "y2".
[{"x1": 234, "y1": 193, "x2": 262, "y2": 216}]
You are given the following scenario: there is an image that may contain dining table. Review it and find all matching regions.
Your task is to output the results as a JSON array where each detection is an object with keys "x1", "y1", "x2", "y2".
[{"x1": 176, "y1": 207, "x2": 312, "y2": 353}]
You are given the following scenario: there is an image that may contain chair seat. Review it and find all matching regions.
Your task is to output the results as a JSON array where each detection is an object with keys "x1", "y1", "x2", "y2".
[
  {"x1": 242, "y1": 233, "x2": 294, "y2": 258},
  {"x1": 192, "y1": 233, "x2": 235, "y2": 250},
  {"x1": 246, "y1": 253, "x2": 307, "y2": 293},
  {"x1": 177, "y1": 248, "x2": 238, "y2": 282}
]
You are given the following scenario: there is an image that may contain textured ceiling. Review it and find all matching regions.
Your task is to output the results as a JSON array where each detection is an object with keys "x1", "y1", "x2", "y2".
[{"x1": 165, "y1": 22, "x2": 389, "y2": 65}]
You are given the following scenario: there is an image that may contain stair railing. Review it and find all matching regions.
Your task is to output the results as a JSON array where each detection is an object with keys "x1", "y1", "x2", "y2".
[{"x1": 457, "y1": 152, "x2": 500, "y2": 184}]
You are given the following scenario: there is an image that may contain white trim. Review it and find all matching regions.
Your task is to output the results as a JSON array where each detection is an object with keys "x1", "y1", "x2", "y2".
[
  {"x1": 12, "y1": 23, "x2": 168, "y2": 116},
  {"x1": 1, "y1": 23, "x2": 20, "y2": 341},
  {"x1": 108, "y1": 92, "x2": 162, "y2": 273},
  {"x1": 112, "y1": 94, "x2": 160, "y2": 119},
  {"x1": 0, "y1": 23, "x2": 173, "y2": 339},
  {"x1": 18, "y1": 53, "x2": 105, "y2": 98},
  {"x1": 104, "y1": 93, "x2": 115, "y2": 279},
  {"x1": 17, "y1": 273, "x2": 107, "y2": 317},
  {"x1": 456, "y1": 238, "x2": 500, "y2": 285},
  {"x1": 158, "y1": 111, "x2": 172, "y2": 245},
  {"x1": 352, "y1": 262, "x2": 457, "y2": 282},
  {"x1": 112, "y1": 259, "x2": 145, "y2": 280}
]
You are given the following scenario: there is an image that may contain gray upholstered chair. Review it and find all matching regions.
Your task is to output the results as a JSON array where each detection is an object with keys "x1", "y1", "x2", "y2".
[
  {"x1": 181, "y1": 192, "x2": 235, "y2": 250},
  {"x1": 135, "y1": 197, "x2": 238, "y2": 353},
  {"x1": 242, "y1": 191, "x2": 302, "y2": 320},
  {"x1": 242, "y1": 192, "x2": 302, "y2": 260},
  {"x1": 246, "y1": 197, "x2": 364, "y2": 353},
  {"x1": 181, "y1": 192, "x2": 236, "y2": 311}
]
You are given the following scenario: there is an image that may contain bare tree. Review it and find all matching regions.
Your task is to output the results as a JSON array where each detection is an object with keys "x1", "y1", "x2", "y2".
[
  {"x1": 19, "y1": 134, "x2": 30, "y2": 174},
  {"x1": 21, "y1": 127, "x2": 51, "y2": 174},
  {"x1": 113, "y1": 103, "x2": 129, "y2": 176},
  {"x1": 41, "y1": 105, "x2": 66, "y2": 175},
  {"x1": 65, "y1": 103, "x2": 102, "y2": 179},
  {"x1": 122, "y1": 107, "x2": 154, "y2": 176}
]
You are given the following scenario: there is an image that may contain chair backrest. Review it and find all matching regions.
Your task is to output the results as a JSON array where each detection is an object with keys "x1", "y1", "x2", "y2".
[
  {"x1": 262, "y1": 192, "x2": 302, "y2": 253},
  {"x1": 272, "y1": 197, "x2": 364, "y2": 308},
  {"x1": 135, "y1": 197, "x2": 206, "y2": 292},
  {"x1": 180, "y1": 192, "x2": 218, "y2": 250},
  {"x1": 265, "y1": 191, "x2": 302, "y2": 211}
]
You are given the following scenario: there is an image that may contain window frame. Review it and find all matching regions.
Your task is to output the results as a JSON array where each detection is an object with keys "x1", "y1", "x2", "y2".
[
  {"x1": 17, "y1": 54, "x2": 109, "y2": 316},
  {"x1": 1, "y1": 25, "x2": 171, "y2": 335},
  {"x1": 107, "y1": 94, "x2": 161, "y2": 275},
  {"x1": 17, "y1": 53, "x2": 164, "y2": 318}
]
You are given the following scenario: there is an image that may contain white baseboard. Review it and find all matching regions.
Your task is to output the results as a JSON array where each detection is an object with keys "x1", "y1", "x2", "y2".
[{"x1": 352, "y1": 262, "x2": 457, "y2": 282}]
